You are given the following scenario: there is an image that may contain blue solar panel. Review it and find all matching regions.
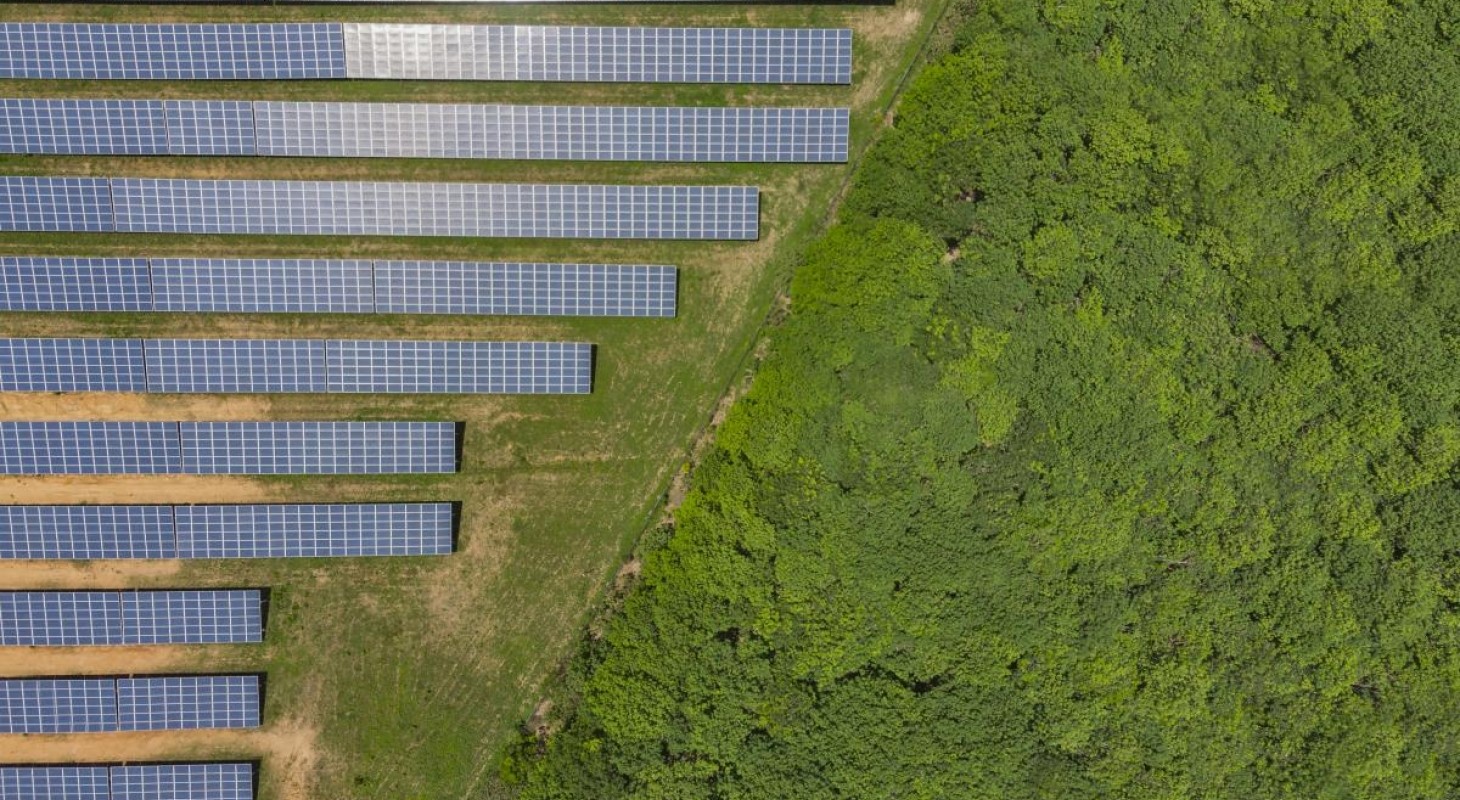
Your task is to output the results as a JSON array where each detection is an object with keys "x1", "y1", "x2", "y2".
[
  {"x1": 0, "y1": 177, "x2": 113, "y2": 232},
  {"x1": 164, "y1": 100, "x2": 256, "y2": 156},
  {"x1": 121, "y1": 590, "x2": 264, "y2": 644},
  {"x1": 0, "y1": 678, "x2": 117, "y2": 733},
  {"x1": 175, "y1": 503, "x2": 454, "y2": 558},
  {"x1": 327, "y1": 340, "x2": 593, "y2": 394},
  {"x1": 0, "y1": 766, "x2": 110, "y2": 800},
  {"x1": 177, "y1": 421, "x2": 458, "y2": 475},
  {"x1": 0, "y1": 591, "x2": 124, "y2": 646},
  {"x1": 0, "y1": 98, "x2": 169, "y2": 155},
  {"x1": 116, "y1": 675, "x2": 260, "y2": 731},
  {"x1": 109, "y1": 764, "x2": 253, "y2": 800},
  {"x1": 0, "y1": 338, "x2": 147, "y2": 392},
  {"x1": 0, "y1": 422, "x2": 181, "y2": 475},
  {"x1": 0, "y1": 257, "x2": 152, "y2": 312},
  {"x1": 145, "y1": 338, "x2": 330, "y2": 393},
  {"x1": 374, "y1": 261, "x2": 676, "y2": 317},
  {"x1": 0, "y1": 505, "x2": 177, "y2": 559},
  {"x1": 0, "y1": 23, "x2": 347, "y2": 80},
  {"x1": 149, "y1": 258, "x2": 375, "y2": 312}
]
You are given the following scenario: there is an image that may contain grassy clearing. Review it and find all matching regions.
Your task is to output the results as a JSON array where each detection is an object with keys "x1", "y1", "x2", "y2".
[{"x1": 0, "y1": 3, "x2": 943, "y2": 798}]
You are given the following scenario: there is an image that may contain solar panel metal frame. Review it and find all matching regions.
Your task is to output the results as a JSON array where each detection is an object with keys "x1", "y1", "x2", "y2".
[
  {"x1": 342, "y1": 24, "x2": 853, "y2": 85},
  {"x1": 0, "y1": 677, "x2": 117, "y2": 733},
  {"x1": 149, "y1": 258, "x2": 375, "y2": 312},
  {"x1": 110, "y1": 178, "x2": 759, "y2": 240},
  {"x1": 144, "y1": 338, "x2": 330, "y2": 393},
  {"x1": 0, "y1": 338, "x2": 148, "y2": 392},
  {"x1": 327, "y1": 339, "x2": 593, "y2": 394},
  {"x1": 116, "y1": 675, "x2": 260, "y2": 731},
  {"x1": 174, "y1": 503, "x2": 454, "y2": 558},
  {"x1": 177, "y1": 421, "x2": 458, "y2": 475},
  {"x1": 0, "y1": 766, "x2": 109, "y2": 800},
  {"x1": 120, "y1": 590, "x2": 263, "y2": 644},
  {"x1": 0, "y1": 505, "x2": 177, "y2": 559},
  {"x1": 109, "y1": 763, "x2": 253, "y2": 800},
  {"x1": 0, "y1": 257, "x2": 152, "y2": 312},
  {"x1": 0, "y1": 176, "x2": 113, "y2": 232},
  {"x1": 0, "y1": 422, "x2": 181, "y2": 475},
  {"x1": 0, "y1": 98, "x2": 169, "y2": 155},
  {"x1": 0, "y1": 591, "x2": 124, "y2": 646}
]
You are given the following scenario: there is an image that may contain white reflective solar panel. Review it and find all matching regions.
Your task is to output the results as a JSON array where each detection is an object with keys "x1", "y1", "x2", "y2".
[
  {"x1": 0, "y1": 338, "x2": 147, "y2": 392},
  {"x1": 0, "y1": 177, "x2": 113, "y2": 232},
  {"x1": 342, "y1": 24, "x2": 852, "y2": 84},
  {"x1": 110, "y1": 763, "x2": 253, "y2": 800},
  {"x1": 175, "y1": 503, "x2": 454, "y2": 558},
  {"x1": 145, "y1": 338, "x2": 330, "y2": 393},
  {"x1": 0, "y1": 505, "x2": 176, "y2": 559},
  {"x1": 0, "y1": 591, "x2": 124, "y2": 646},
  {"x1": 116, "y1": 675, "x2": 260, "y2": 731},
  {"x1": 110, "y1": 179, "x2": 758, "y2": 239},
  {"x1": 0, "y1": 678, "x2": 117, "y2": 733},
  {"x1": 0, "y1": 766, "x2": 109, "y2": 800},
  {"x1": 150, "y1": 258, "x2": 375, "y2": 312},
  {"x1": 374, "y1": 261, "x2": 676, "y2": 317},
  {"x1": 0, "y1": 422, "x2": 181, "y2": 475},
  {"x1": 0, "y1": 98, "x2": 168, "y2": 155},
  {"x1": 177, "y1": 421, "x2": 458, "y2": 475},
  {"x1": 0, "y1": 23, "x2": 347, "y2": 80},
  {"x1": 0, "y1": 257, "x2": 152, "y2": 311},
  {"x1": 327, "y1": 340, "x2": 592, "y2": 394}
]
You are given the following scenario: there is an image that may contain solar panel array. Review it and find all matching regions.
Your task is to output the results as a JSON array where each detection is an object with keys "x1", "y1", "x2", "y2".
[
  {"x1": 0, "y1": 675, "x2": 258, "y2": 733},
  {"x1": 0, "y1": 23, "x2": 848, "y2": 84},
  {"x1": 342, "y1": 24, "x2": 851, "y2": 84},
  {"x1": 326, "y1": 340, "x2": 592, "y2": 394},
  {"x1": 0, "y1": 503, "x2": 453, "y2": 559},
  {"x1": 0, "y1": 421, "x2": 458, "y2": 475},
  {"x1": 0, "y1": 176, "x2": 112, "y2": 232},
  {"x1": 0, "y1": 590, "x2": 263, "y2": 646},
  {"x1": 1, "y1": 99, "x2": 848, "y2": 162},
  {"x1": 1, "y1": 257, "x2": 676, "y2": 317},
  {"x1": 0, "y1": 766, "x2": 109, "y2": 800},
  {"x1": 0, "y1": 338, "x2": 147, "y2": 392},
  {"x1": 116, "y1": 675, "x2": 260, "y2": 731},
  {"x1": 0, "y1": 764, "x2": 253, "y2": 800},
  {"x1": 146, "y1": 338, "x2": 330, "y2": 394}
]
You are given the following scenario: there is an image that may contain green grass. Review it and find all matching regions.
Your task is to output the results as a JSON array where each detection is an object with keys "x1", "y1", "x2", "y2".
[{"x1": 0, "y1": 3, "x2": 945, "y2": 797}]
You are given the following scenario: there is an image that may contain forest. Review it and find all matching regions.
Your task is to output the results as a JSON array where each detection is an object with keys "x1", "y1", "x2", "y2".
[{"x1": 506, "y1": 0, "x2": 1460, "y2": 796}]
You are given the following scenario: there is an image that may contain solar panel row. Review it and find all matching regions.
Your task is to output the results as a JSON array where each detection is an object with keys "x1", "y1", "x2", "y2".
[
  {"x1": 0, "y1": 99, "x2": 849, "y2": 162},
  {"x1": 0, "y1": 590, "x2": 263, "y2": 646},
  {"x1": 0, "y1": 23, "x2": 851, "y2": 84},
  {"x1": 0, "y1": 764, "x2": 252, "y2": 800},
  {"x1": 0, "y1": 338, "x2": 592, "y2": 395},
  {"x1": 0, "y1": 421, "x2": 458, "y2": 475},
  {"x1": 0, "y1": 503, "x2": 454, "y2": 559},
  {"x1": 0, "y1": 257, "x2": 677, "y2": 317},
  {"x1": 0, "y1": 675, "x2": 259, "y2": 733},
  {"x1": 0, "y1": 177, "x2": 759, "y2": 239}
]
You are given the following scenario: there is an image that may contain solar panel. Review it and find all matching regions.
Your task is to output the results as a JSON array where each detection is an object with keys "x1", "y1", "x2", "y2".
[
  {"x1": 253, "y1": 102, "x2": 850, "y2": 162},
  {"x1": 121, "y1": 590, "x2": 264, "y2": 644},
  {"x1": 0, "y1": 23, "x2": 347, "y2": 80},
  {"x1": 0, "y1": 177, "x2": 113, "y2": 232},
  {"x1": 0, "y1": 678, "x2": 116, "y2": 733},
  {"x1": 342, "y1": 25, "x2": 853, "y2": 84},
  {"x1": 110, "y1": 179, "x2": 759, "y2": 240},
  {"x1": 0, "y1": 98, "x2": 168, "y2": 155},
  {"x1": 174, "y1": 503, "x2": 454, "y2": 558},
  {"x1": 0, "y1": 591, "x2": 124, "y2": 646},
  {"x1": 374, "y1": 261, "x2": 676, "y2": 317},
  {"x1": 0, "y1": 505, "x2": 177, "y2": 559},
  {"x1": 116, "y1": 675, "x2": 260, "y2": 731},
  {"x1": 0, "y1": 257, "x2": 152, "y2": 311},
  {"x1": 164, "y1": 100, "x2": 256, "y2": 156},
  {"x1": 0, "y1": 766, "x2": 109, "y2": 800},
  {"x1": 0, "y1": 338, "x2": 147, "y2": 392},
  {"x1": 327, "y1": 340, "x2": 592, "y2": 394},
  {"x1": 110, "y1": 764, "x2": 253, "y2": 800},
  {"x1": 177, "y1": 421, "x2": 458, "y2": 475},
  {"x1": 149, "y1": 258, "x2": 375, "y2": 312},
  {"x1": 144, "y1": 338, "x2": 330, "y2": 393},
  {"x1": 0, "y1": 422, "x2": 181, "y2": 475}
]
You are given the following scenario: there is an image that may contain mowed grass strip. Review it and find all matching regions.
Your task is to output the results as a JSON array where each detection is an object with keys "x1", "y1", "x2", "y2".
[{"x1": 0, "y1": 2, "x2": 944, "y2": 798}]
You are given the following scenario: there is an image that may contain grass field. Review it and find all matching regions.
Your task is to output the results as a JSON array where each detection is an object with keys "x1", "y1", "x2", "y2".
[{"x1": 0, "y1": 3, "x2": 944, "y2": 798}]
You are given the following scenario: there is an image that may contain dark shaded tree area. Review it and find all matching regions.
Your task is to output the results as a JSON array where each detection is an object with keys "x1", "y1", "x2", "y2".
[{"x1": 508, "y1": 0, "x2": 1460, "y2": 796}]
